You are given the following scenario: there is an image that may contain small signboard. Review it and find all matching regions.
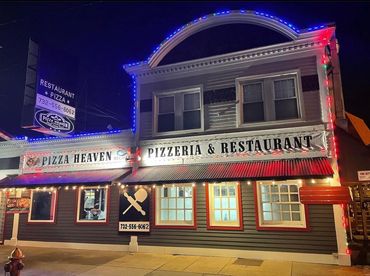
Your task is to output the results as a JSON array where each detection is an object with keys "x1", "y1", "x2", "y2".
[
  {"x1": 6, "y1": 190, "x2": 31, "y2": 214},
  {"x1": 21, "y1": 146, "x2": 130, "y2": 174},
  {"x1": 358, "y1": 171, "x2": 370, "y2": 181},
  {"x1": 119, "y1": 186, "x2": 151, "y2": 232}
]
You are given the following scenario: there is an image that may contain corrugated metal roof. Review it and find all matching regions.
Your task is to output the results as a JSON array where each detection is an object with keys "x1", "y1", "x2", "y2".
[
  {"x1": 299, "y1": 186, "x2": 351, "y2": 204},
  {"x1": 0, "y1": 168, "x2": 130, "y2": 187},
  {"x1": 121, "y1": 158, "x2": 333, "y2": 184}
]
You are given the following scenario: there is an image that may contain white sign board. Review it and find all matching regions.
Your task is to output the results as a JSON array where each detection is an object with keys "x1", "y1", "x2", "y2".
[
  {"x1": 21, "y1": 146, "x2": 130, "y2": 174},
  {"x1": 36, "y1": 94, "x2": 76, "y2": 119},
  {"x1": 119, "y1": 222, "x2": 150, "y2": 232},
  {"x1": 140, "y1": 126, "x2": 328, "y2": 167},
  {"x1": 358, "y1": 171, "x2": 370, "y2": 181}
]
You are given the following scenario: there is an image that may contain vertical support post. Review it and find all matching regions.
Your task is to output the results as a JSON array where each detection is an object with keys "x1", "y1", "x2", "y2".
[
  {"x1": 129, "y1": 235, "x2": 138, "y2": 252},
  {"x1": 10, "y1": 190, "x2": 22, "y2": 245}
]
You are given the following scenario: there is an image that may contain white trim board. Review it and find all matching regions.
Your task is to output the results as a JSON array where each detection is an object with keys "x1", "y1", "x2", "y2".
[
  {"x1": 4, "y1": 239, "x2": 343, "y2": 265},
  {"x1": 4, "y1": 240, "x2": 129, "y2": 252}
]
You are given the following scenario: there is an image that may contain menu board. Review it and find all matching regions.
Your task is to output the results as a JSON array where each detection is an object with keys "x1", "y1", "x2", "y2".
[{"x1": 6, "y1": 190, "x2": 31, "y2": 214}]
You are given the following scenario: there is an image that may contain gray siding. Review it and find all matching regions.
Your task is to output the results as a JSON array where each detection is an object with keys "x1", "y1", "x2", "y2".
[
  {"x1": 138, "y1": 182, "x2": 338, "y2": 254},
  {"x1": 205, "y1": 102, "x2": 236, "y2": 130},
  {"x1": 16, "y1": 186, "x2": 130, "y2": 245},
  {"x1": 8, "y1": 183, "x2": 337, "y2": 254},
  {"x1": 140, "y1": 112, "x2": 153, "y2": 138},
  {"x1": 303, "y1": 91, "x2": 322, "y2": 121},
  {"x1": 140, "y1": 56, "x2": 321, "y2": 138}
]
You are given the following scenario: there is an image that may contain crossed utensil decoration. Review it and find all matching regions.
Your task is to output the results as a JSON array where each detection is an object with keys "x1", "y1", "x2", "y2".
[{"x1": 122, "y1": 188, "x2": 148, "y2": 216}]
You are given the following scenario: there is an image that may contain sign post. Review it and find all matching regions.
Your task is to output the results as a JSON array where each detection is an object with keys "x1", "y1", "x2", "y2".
[{"x1": 21, "y1": 38, "x2": 79, "y2": 136}]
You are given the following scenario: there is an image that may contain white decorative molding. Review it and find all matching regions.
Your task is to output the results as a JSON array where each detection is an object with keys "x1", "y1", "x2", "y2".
[
  {"x1": 147, "y1": 11, "x2": 301, "y2": 67},
  {"x1": 128, "y1": 39, "x2": 324, "y2": 84}
]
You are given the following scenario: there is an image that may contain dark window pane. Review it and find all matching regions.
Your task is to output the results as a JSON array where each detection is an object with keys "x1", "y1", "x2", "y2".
[
  {"x1": 274, "y1": 79, "x2": 295, "y2": 99},
  {"x1": 243, "y1": 83, "x2": 263, "y2": 102},
  {"x1": 31, "y1": 191, "x2": 53, "y2": 220},
  {"x1": 158, "y1": 114, "x2": 175, "y2": 132},
  {"x1": 79, "y1": 189, "x2": 106, "y2": 221},
  {"x1": 275, "y1": 99, "x2": 298, "y2": 120},
  {"x1": 184, "y1": 93, "x2": 200, "y2": 110},
  {"x1": 243, "y1": 103, "x2": 264, "y2": 123},
  {"x1": 183, "y1": 110, "x2": 200, "y2": 130},
  {"x1": 159, "y1": 96, "x2": 174, "y2": 113}
]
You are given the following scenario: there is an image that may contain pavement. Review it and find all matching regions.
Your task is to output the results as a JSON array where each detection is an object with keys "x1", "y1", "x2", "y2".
[{"x1": 0, "y1": 245, "x2": 370, "y2": 275}]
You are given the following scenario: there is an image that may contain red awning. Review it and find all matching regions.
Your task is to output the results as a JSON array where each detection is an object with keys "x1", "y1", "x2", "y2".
[
  {"x1": 299, "y1": 186, "x2": 352, "y2": 204},
  {"x1": 0, "y1": 168, "x2": 130, "y2": 188},
  {"x1": 120, "y1": 158, "x2": 333, "y2": 184}
]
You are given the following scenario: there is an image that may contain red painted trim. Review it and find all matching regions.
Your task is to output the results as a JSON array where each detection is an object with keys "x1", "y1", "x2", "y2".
[
  {"x1": 299, "y1": 186, "x2": 351, "y2": 204},
  {"x1": 75, "y1": 186, "x2": 110, "y2": 225},
  {"x1": 6, "y1": 211, "x2": 29, "y2": 214},
  {"x1": 206, "y1": 182, "x2": 244, "y2": 231},
  {"x1": 153, "y1": 184, "x2": 197, "y2": 230},
  {"x1": 27, "y1": 190, "x2": 58, "y2": 224},
  {"x1": 254, "y1": 181, "x2": 310, "y2": 232}
]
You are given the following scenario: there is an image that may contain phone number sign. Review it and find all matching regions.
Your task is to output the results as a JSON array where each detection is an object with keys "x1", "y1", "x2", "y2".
[
  {"x1": 36, "y1": 94, "x2": 76, "y2": 119},
  {"x1": 119, "y1": 222, "x2": 150, "y2": 232}
]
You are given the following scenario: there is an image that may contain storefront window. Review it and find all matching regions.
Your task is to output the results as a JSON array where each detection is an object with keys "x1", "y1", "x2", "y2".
[
  {"x1": 77, "y1": 187, "x2": 108, "y2": 223},
  {"x1": 155, "y1": 184, "x2": 195, "y2": 227},
  {"x1": 256, "y1": 180, "x2": 306, "y2": 229},
  {"x1": 28, "y1": 190, "x2": 57, "y2": 223},
  {"x1": 207, "y1": 182, "x2": 242, "y2": 230}
]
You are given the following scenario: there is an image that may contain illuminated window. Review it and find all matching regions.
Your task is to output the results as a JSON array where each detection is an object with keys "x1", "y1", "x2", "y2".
[
  {"x1": 256, "y1": 180, "x2": 306, "y2": 229},
  {"x1": 207, "y1": 182, "x2": 242, "y2": 229},
  {"x1": 77, "y1": 187, "x2": 108, "y2": 223},
  {"x1": 28, "y1": 190, "x2": 57, "y2": 223},
  {"x1": 237, "y1": 71, "x2": 302, "y2": 126},
  {"x1": 155, "y1": 184, "x2": 195, "y2": 227},
  {"x1": 155, "y1": 87, "x2": 203, "y2": 134}
]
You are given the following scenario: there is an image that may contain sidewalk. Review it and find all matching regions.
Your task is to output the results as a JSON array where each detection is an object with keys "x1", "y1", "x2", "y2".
[{"x1": 0, "y1": 245, "x2": 369, "y2": 276}]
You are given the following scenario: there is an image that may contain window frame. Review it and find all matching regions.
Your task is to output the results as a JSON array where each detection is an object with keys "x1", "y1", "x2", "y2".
[
  {"x1": 28, "y1": 189, "x2": 58, "y2": 224},
  {"x1": 153, "y1": 86, "x2": 204, "y2": 136},
  {"x1": 254, "y1": 180, "x2": 309, "y2": 231},
  {"x1": 236, "y1": 70, "x2": 304, "y2": 128},
  {"x1": 76, "y1": 186, "x2": 110, "y2": 224},
  {"x1": 153, "y1": 183, "x2": 197, "y2": 229},
  {"x1": 206, "y1": 182, "x2": 243, "y2": 231},
  {"x1": 157, "y1": 95, "x2": 175, "y2": 132}
]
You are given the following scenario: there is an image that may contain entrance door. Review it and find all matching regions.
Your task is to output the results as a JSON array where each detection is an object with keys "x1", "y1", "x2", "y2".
[{"x1": 350, "y1": 183, "x2": 370, "y2": 240}]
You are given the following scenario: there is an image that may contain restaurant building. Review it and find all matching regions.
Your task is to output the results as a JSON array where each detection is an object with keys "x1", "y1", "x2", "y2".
[{"x1": 0, "y1": 10, "x2": 352, "y2": 266}]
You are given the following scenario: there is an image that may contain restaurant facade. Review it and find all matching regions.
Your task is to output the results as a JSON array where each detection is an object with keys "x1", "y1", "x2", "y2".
[{"x1": 0, "y1": 10, "x2": 352, "y2": 266}]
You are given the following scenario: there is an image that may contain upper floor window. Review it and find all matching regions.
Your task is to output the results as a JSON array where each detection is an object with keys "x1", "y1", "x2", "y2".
[
  {"x1": 154, "y1": 87, "x2": 203, "y2": 135},
  {"x1": 237, "y1": 71, "x2": 302, "y2": 126}
]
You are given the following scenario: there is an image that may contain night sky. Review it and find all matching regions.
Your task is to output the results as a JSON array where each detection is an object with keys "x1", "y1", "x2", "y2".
[{"x1": 0, "y1": 1, "x2": 369, "y2": 138}]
